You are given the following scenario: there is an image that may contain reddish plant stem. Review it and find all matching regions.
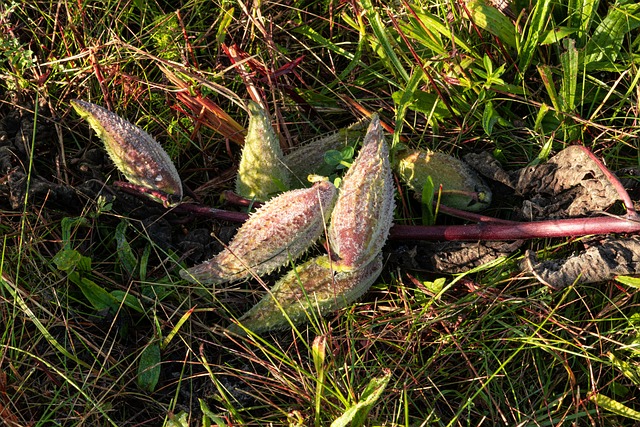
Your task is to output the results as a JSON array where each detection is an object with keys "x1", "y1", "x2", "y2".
[
  {"x1": 116, "y1": 183, "x2": 640, "y2": 243},
  {"x1": 391, "y1": 215, "x2": 640, "y2": 241},
  {"x1": 172, "y1": 203, "x2": 249, "y2": 223},
  {"x1": 171, "y1": 200, "x2": 640, "y2": 242}
]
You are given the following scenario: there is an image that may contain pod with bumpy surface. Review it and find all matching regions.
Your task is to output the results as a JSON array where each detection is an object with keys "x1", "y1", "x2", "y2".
[
  {"x1": 228, "y1": 254, "x2": 383, "y2": 335},
  {"x1": 235, "y1": 101, "x2": 290, "y2": 200},
  {"x1": 282, "y1": 119, "x2": 369, "y2": 186},
  {"x1": 396, "y1": 149, "x2": 492, "y2": 211},
  {"x1": 327, "y1": 115, "x2": 395, "y2": 271},
  {"x1": 180, "y1": 181, "x2": 337, "y2": 285},
  {"x1": 71, "y1": 100, "x2": 183, "y2": 201}
]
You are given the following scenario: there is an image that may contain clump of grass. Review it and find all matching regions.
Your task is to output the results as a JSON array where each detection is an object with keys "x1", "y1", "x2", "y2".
[{"x1": 1, "y1": 0, "x2": 640, "y2": 426}]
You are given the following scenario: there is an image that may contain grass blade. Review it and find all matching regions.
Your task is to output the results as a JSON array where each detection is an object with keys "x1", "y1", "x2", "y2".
[
  {"x1": 360, "y1": 0, "x2": 410, "y2": 82},
  {"x1": 465, "y1": 0, "x2": 517, "y2": 48},
  {"x1": 518, "y1": 0, "x2": 553, "y2": 76},
  {"x1": 331, "y1": 370, "x2": 391, "y2": 427},
  {"x1": 584, "y1": 0, "x2": 640, "y2": 68},
  {"x1": 590, "y1": 393, "x2": 640, "y2": 421},
  {"x1": 560, "y1": 38, "x2": 579, "y2": 113}
]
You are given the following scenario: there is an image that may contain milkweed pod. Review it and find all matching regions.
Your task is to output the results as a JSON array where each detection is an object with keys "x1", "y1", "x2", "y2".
[
  {"x1": 71, "y1": 100, "x2": 183, "y2": 202},
  {"x1": 282, "y1": 118, "x2": 369, "y2": 186},
  {"x1": 180, "y1": 181, "x2": 337, "y2": 285},
  {"x1": 328, "y1": 115, "x2": 395, "y2": 270},
  {"x1": 228, "y1": 253, "x2": 383, "y2": 334},
  {"x1": 235, "y1": 101, "x2": 290, "y2": 200},
  {"x1": 396, "y1": 149, "x2": 492, "y2": 211}
]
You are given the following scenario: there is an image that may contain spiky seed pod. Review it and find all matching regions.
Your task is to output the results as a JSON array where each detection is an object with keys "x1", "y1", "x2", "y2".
[
  {"x1": 327, "y1": 115, "x2": 395, "y2": 271},
  {"x1": 235, "y1": 101, "x2": 290, "y2": 200},
  {"x1": 396, "y1": 149, "x2": 492, "y2": 211},
  {"x1": 282, "y1": 119, "x2": 369, "y2": 186},
  {"x1": 228, "y1": 253, "x2": 383, "y2": 334},
  {"x1": 71, "y1": 100, "x2": 183, "y2": 201},
  {"x1": 180, "y1": 181, "x2": 337, "y2": 285}
]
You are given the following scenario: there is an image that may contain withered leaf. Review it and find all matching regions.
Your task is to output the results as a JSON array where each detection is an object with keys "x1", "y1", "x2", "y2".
[
  {"x1": 465, "y1": 146, "x2": 620, "y2": 219},
  {"x1": 523, "y1": 237, "x2": 640, "y2": 289}
]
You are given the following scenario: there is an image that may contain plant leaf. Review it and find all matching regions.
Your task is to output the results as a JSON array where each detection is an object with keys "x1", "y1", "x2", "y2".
[
  {"x1": 331, "y1": 370, "x2": 392, "y2": 427},
  {"x1": 137, "y1": 341, "x2": 161, "y2": 392}
]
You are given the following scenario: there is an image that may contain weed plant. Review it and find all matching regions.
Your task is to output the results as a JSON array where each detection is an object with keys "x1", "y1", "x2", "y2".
[{"x1": 1, "y1": 0, "x2": 640, "y2": 426}]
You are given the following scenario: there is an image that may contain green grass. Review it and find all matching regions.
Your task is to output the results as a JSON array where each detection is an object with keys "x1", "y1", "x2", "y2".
[{"x1": 2, "y1": 0, "x2": 640, "y2": 425}]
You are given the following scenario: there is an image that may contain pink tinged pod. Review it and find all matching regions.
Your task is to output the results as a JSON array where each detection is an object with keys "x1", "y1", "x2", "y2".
[
  {"x1": 71, "y1": 100, "x2": 183, "y2": 200},
  {"x1": 228, "y1": 254, "x2": 383, "y2": 334},
  {"x1": 180, "y1": 181, "x2": 337, "y2": 285},
  {"x1": 327, "y1": 115, "x2": 394, "y2": 270}
]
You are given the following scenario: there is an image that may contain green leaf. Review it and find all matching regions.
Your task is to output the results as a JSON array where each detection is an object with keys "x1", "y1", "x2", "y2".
[
  {"x1": 465, "y1": 0, "x2": 517, "y2": 48},
  {"x1": 518, "y1": 0, "x2": 553, "y2": 76},
  {"x1": 402, "y1": 9, "x2": 474, "y2": 55},
  {"x1": 560, "y1": 38, "x2": 579, "y2": 113},
  {"x1": 615, "y1": 275, "x2": 640, "y2": 288},
  {"x1": 60, "y1": 217, "x2": 90, "y2": 250},
  {"x1": 392, "y1": 89, "x2": 451, "y2": 119},
  {"x1": 590, "y1": 393, "x2": 640, "y2": 421},
  {"x1": 609, "y1": 353, "x2": 640, "y2": 386},
  {"x1": 324, "y1": 149, "x2": 345, "y2": 166},
  {"x1": 537, "y1": 65, "x2": 562, "y2": 113},
  {"x1": 116, "y1": 220, "x2": 138, "y2": 276},
  {"x1": 110, "y1": 290, "x2": 144, "y2": 313},
  {"x1": 482, "y1": 100, "x2": 500, "y2": 135},
  {"x1": 199, "y1": 399, "x2": 227, "y2": 427},
  {"x1": 75, "y1": 274, "x2": 119, "y2": 311},
  {"x1": 161, "y1": 307, "x2": 194, "y2": 350},
  {"x1": 421, "y1": 176, "x2": 436, "y2": 226},
  {"x1": 569, "y1": 0, "x2": 598, "y2": 36},
  {"x1": 539, "y1": 27, "x2": 579, "y2": 45},
  {"x1": 584, "y1": 0, "x2": 640, "y2": 68},
  {"x1": 165, "y1": 411, "x2": 190, "y2": 427},
  {"x1": 331, "y1": 370, "x2": 392, "y2": 427},
  {"x1": 138, "y1": 341, "x2": 161, "y2": 392},
  {"x1": 53, "y1": 248, "x2": 85, "y2": 273},
  {"x1": 360, "y1": 0, "x2": 410, "y2": 83}
]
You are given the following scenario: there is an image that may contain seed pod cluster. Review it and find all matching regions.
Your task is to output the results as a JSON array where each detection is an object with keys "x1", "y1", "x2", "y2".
[
  {"x1": 71, "y1": 100, "x2": 183, "y2": 201},
  {"x1": 396, "y1": 148, "x2": 491, "y2": 211},
  {"x1": 235, "y1": 101, "x2": 290, "y2": 200},
  {"x1": 182, "y1": 111, "x2": 394, "y2": 334},
  {"x1": 180, "y1": 181, "x2": 337, "y2": 285}
]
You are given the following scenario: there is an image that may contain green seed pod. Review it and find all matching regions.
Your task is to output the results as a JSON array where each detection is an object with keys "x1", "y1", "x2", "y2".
[
  {"x1": 228, "y1": 253, "x2": 383, "y2": 334},
  {"x1": 328, "y1": 115, "x2": 395, "y2": 271},
  {"x1": 235, "y1": 101, "x2": 290, "y2": 200},
  {"x1": 283, "y1": 119, "x2": 369, "y2": 186},
  {"x1": 180, "y1": 181, "x2": 337, "y2": 285},
  {"x1": 71, "y1": 100, "x2": 183, "y2": 200},
  {"x1": 396, "y1": 149, "x2": 492, "y2": 211}
]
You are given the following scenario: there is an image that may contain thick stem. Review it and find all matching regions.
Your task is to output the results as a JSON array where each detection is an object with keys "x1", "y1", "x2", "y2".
[
  {"x1": 116, "y1": 183, "x2": 640, "y2": 242},
  {"x1": 390, "y1": 215, "x2": 640, "y2": 241}
]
